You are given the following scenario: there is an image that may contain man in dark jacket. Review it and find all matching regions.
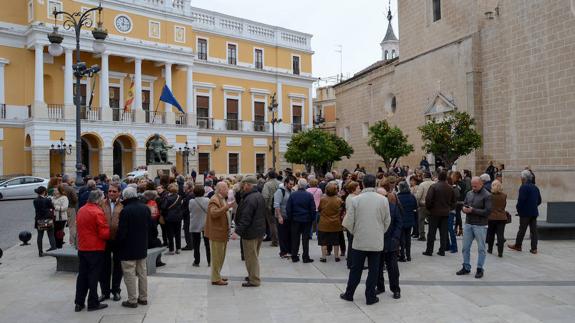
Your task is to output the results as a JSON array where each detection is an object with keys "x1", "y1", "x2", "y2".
[
  {"x1": 397, "y1": 181, "x2": 417, "y2": 261},
  {"x1": 234, "y1": 175, "x2": 267, "y2": 287},
  {"x1": 116, "y1": 187, "x2": 152, "y2": 308},
  {"x1": 423, "y1": 171, "x2": 456, "y2": 256},
  {"x1": 78, "y1": 179, "x2": 96, "y2": 209},
  {"x1": 508, "y1": 170, "x2": 542, "y2": 254},
  {"x1": 286, "y1": 178, "x2": 316, "y2": 263},
  {"x1": 377, "y1": 199, "x2": 403, "y2": 299},
  {"x1": 457, "y1": 177, "x2": 491, "y2": 279}
]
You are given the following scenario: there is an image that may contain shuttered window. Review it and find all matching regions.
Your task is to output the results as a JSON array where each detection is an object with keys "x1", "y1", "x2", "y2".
[{"x1": 228, "y1": 153, "x2": 239, "y2": 174}]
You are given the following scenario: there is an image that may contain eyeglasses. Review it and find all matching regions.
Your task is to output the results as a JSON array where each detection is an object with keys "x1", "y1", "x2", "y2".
[{"x1": 108, "y1": 190, "x2": 119, "y2": 193}]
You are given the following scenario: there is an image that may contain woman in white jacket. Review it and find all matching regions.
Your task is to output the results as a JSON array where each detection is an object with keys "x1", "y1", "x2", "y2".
[{"x1": 51, "y1": 185, "x2": 69, "y2": 249}]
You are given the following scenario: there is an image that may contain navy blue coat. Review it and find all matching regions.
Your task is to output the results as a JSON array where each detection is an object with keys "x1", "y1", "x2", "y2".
[
  {"x1": 516, "y1": 183, "x2": 542, "y2": 217},
  {"x1": 286, "y1": 188, "x2": 316, "y2": 223},
  {"x1": 117, "y1": 198, "x2": 152, "y2": 261},
  {"x1": 384, "y1": 202, "x2": 403, "y2": 252},
  {"x1": 397, "y1": 191, "x2": 417, "y2": 229}
]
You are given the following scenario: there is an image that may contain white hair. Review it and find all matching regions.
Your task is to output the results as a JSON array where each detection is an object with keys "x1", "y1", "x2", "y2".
[
  {"x1": 325, "y1": 172, "x2": 334, "y2": 180},
  {"x1": 298, "y1": 178, "x2": 308, "y2": 189},
  {"x1": 122, "y1": 187, "x2": 138, "y2": 200},
  {"x1": 111, "y1": 174, "x2": 121, "y2": 182},
  {"x1": 479, "y1": 174, "x2": 491, "y2": 182},
  {"x1": 88, "y1": 190, "x2": 104, "y2": 203},
  {"x1": 520, "y1": 169, "x2": 533, "y2": 182}
]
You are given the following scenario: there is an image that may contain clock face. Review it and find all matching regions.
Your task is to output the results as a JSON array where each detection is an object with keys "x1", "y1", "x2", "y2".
[{"x1": 115, "y1": 15, "x2": 132, "y2": 33}]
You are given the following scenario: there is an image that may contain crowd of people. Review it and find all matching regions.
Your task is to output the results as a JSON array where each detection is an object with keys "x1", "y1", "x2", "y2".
[{"x1": 31, "y1": 160, "x2": 542, "y2": 310}]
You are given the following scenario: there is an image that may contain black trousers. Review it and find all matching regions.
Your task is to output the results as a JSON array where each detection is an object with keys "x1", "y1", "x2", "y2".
[
  {"x1": 344, "y1": 249, "x2": 380, "y2": 301},
  {"x1": 99, "y1": 241, "x2": 123, "y2": 296},
  {"x1": 183, "y1": 212, "x2": 192, "y2": 247},
  {"x1": 277, "y1": 218, "x2": 292, "y2": 256},
  {"x1": 291, "y1": 221, "x2": 311, "y2": 261},
  {"x1": 54, "y1": 220, "x2": 67, "y2": 248},
  {"x1": 515, "y1": 217, "x2": 538, "y2": 251},
  {"x1": 346, "y1": 231, "x2": 354, "y2": 269},
  {"x1": 37, "y1": 228, "x2": 56, "y2": 253},
  {"x1": 166, "y1": 220, "x2": 182, "y2": 252},
  {"x1": 486, "y1": 220, "x2": 506, "y2": 255},
  {"x1": 412, "y1": 209, "x2": 419, "y2": 236},
  {"x1": 159, "y1": 222, "x2": 168, "y2": 246},
  {"x1": 191, "y1": 232, "x2": 211, "y2": 265},
  {"x1": 400, "y1": 227, "x2": 412, "y2": 259},
  {"x1": 426, "y1": 216, "x2": 449, "y2": 253},
  {"x1": 75, "y1": 251, "x2": 105, "y2": 308},
  {"x1": 377, "y1": 251, "x2": 401, "y2": 293}
]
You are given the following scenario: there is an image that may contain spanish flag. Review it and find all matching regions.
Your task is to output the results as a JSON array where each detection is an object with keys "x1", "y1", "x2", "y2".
[{"x1": 124, "y1": 78, "x2": 135, "y2": 112}]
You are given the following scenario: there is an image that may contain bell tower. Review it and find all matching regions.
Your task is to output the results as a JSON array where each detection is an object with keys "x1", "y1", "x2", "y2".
[{"x1": 380, "y1": 1, "x2": 399, "y2": 61}]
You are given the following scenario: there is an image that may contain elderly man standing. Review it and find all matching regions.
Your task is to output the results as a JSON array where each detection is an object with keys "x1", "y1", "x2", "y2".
[
  {"x1": 286, "y1": 178, "x2": 316, "y2": 263},
  {"x1": 116, "y1": 187, "x2": 151, "y2": 308},
  {"x1": 262, "y1": 170, "x2": 280, "y2": 246},
  {"x1": 74, "y1": 190, "x2": 110, "y2": 312},
  {"x1": 205, "y1": 182, "x2": 233, "y2": 286},
  {"x1": 423, "y1": 171, "x2": 456, "y2": 257},
  {"x1": 508, "y1": 170, "x2": 542, "y2": 254},
  {"x1": 341, "y1": 174, "x2": 391, "y2": 305},
  {"x1": 99, "y1": 183, "x2": 124, "y2": 302},
  {"x1": 457, "y1": 177, "x2": 492, "y2": 279},
  {"x1": 415, "y1": 171, "x2": 434, "y2": 241},
  {"x1": 234, "y1": 175, "x2": 267, "y2": 287}
]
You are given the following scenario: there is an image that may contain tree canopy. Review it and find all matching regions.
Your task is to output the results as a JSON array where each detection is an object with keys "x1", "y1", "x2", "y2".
[
  {"x1": 418, "y1": 111, "x2": 482, "y2": 169},
  {"x1": 367, "y1": 120, "x2": 414, "y2": 169},
  {"x1": 284, "y1": 128, "x2": 353, "y2": 175}
]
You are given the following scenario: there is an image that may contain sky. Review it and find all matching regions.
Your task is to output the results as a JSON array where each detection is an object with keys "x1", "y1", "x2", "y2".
[{"x1": 191, "y1": 0, "x2": 399, "y2": 86}]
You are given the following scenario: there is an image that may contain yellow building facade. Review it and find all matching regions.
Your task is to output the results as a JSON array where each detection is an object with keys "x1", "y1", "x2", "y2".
[{"x1": 0, "y1": 0, "x2": 314, "y2": 178}]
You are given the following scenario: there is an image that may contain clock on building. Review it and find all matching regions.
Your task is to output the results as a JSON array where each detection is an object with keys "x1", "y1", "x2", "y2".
[{"x1": 115, "y1": 15, "x2": 132, "y2": 33}]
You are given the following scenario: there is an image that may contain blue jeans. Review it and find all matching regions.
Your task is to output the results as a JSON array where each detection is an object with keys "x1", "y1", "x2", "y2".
[
  {"x1": 462, "y1": 224, "x2": 487, "y2": 271},
  {"x1": 447, "y1": 212, "x2": 457, "y2": 252}
]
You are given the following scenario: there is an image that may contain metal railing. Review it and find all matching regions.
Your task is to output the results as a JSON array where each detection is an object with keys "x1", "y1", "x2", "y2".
[
  {"x1": 80, "y1": 106, "x2": 101, "y2": 121},
  {"x1": 226, "y1": 119, "x2": 242, "y2": 131},
  {"x1": 197, "y1": 117, "x2": 213, "y2": 129},
  {"x1": 148, "y1": 111, "x2": 166, "y2": 124},
  {"x1": 176, "y1": 113, "x2": 187, "y2": 126},
  {"x1": 292, "y1": 123, "x2": 303, "y2": 133},
  {"x1": 111, "y1": 108, "x2": 135, "y2": 122},
  {"x1": 47, "y1": 104, "x2": 64, "y2": 120},
  {"x1": 0, "y1": 104, "x2": 5, "y2": 119},
  {"x1": 253, "y1": 120, "x2": 269, "y2": 132}
]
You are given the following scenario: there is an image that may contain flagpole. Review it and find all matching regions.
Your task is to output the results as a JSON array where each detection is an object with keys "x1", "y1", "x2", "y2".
[{"x1": 151, "y1": 81, "x2": 166, "y2": 124}]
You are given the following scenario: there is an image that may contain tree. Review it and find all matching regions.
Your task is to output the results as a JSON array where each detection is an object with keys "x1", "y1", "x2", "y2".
[
  {"x1": 284, "y1": 128, "x2": 353, "y2": 175},
  {"x1": 418, "y1": 111, "x2": 482, "y2": 169},
  {"x1": 367, "y1": 120, "x2": 414, "y2": 169}
]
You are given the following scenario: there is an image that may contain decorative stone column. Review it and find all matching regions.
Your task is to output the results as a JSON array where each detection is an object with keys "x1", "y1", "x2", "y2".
[
  {"x1": 0, "y1": 58, "x2": 9, "y2": 105},
  {"x1": 186, "y1": 64, "x2": 196, "y2": 126},
  {"x1": 33, "y1": 44, "x2": 47, "y2": 118},
  {"x1": 101, "y1": 147, "x2": 114, "y2": 177},
  {"x1": 100, "y1": 53, "x2": 112, "y2": 121},
  {"x1": 63, "y1": 48, "x2": 74, "y2": 119},
  {"x1": 31, "y1": 146, "x2": 50, "y2": 178},
  {"x1": 134, "y1": 58, "x2": 142, "y2": 110}
]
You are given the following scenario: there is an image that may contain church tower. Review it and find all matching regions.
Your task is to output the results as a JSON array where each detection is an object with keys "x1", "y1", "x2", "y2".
[{"x1": 380, "y1": 2, "x2": 399, "y2": 61}]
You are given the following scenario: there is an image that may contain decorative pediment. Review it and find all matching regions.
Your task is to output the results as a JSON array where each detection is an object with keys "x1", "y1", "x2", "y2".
[{"x1": 424, "y1": 92, "x2": 457, "y2": 117}]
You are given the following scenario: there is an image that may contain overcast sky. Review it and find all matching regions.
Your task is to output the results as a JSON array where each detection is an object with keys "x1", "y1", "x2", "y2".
[{"x1": 192, "y1": 0, "x2": 399, "y2": 85}]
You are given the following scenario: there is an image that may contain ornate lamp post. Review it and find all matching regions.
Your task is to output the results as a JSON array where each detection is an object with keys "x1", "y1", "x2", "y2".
[
  {"x1": 47, "y1": 2, "x2": 107, "y2": 187},
  {"x1": 268, "y1": 93, "x2": 282, "y2": 170},
  {"x1": 178, "y1": 141, "x2": 196, "y2": 175},
  {"x1": 50, "y1": 137, "x2": 73, "y2": 175}
]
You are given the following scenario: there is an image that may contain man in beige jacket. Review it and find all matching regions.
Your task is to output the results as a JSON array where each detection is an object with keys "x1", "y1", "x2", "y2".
[
  {"x1": 341, "y1": 174, "x2": 391, "y2": 305},
  {"x1": 415, "y1": 171, "x2": 434, "y2": 241}
]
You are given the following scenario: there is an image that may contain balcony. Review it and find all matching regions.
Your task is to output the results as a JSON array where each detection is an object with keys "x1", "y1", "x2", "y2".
[
  {"x1": 0, "y1": 104, "x2": 6, "y2": 119},
  {"x1": 197, "y1": 117, "x2": 213, "y2": 129},
  {"x1": 292, "y1": 123, "x2": 303, "y2": 133},
  {"x1": 226, "y1": 119, "x2": 242, "y2": 131},
  {"x1": 80, "y1": 106, "x2": 101, "y2": 121},
  {"x1": 47, "y1": 104, "x2": 64, "y2": 120},
  {"x1": 176, "y1": 113, "x2": 187, "y2": 127},
  {"x1": 112, "y1": 108, "x2": 135, "y2": 122},
  {"x1": 253, "y1": 120, "x2": 269, "y2": 132},
  {"x1": 147, "y1": 111, "x2": 166, "y2": 124}
]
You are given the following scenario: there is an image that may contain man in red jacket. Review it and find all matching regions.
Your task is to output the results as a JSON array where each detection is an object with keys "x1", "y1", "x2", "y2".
[{"x1": 74, "y1": 190, "x2": 110, "y2": 312}]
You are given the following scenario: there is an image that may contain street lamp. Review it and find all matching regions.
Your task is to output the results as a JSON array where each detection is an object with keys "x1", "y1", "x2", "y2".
[
  {"x1": 48, "y1": 2, "x2": 107, "y2": 187},
  {"x1": 178, "y1": 141, "x2": 196, "y2": 176},
  {"x1": 268, "y1": 93, "x2": 282, "y2": 170},
  {"x1": 50, "y1": 137, "x2": 73, "y2": 175}
]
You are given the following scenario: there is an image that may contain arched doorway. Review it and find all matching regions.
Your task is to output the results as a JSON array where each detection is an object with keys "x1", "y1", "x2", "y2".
[
  {"x1": 81, "y1": 133, "x2": 102, "y2": 177},
  {"x1": 112, "y1": 135, "x2": 136, "y2": 177}
]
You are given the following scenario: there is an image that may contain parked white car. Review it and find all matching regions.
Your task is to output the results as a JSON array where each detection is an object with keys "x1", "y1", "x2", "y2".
[{"x1": 0, "y1": 176, "x2": 50, "y2": 200}]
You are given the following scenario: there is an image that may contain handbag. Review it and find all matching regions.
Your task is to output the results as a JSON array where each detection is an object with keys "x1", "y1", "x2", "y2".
[
  {"x1": 37, "y1": 218, "x2": 54, "y2": 231},
  {"x1": 506, "y1": 211, "x2": 512, "y2": 224}
]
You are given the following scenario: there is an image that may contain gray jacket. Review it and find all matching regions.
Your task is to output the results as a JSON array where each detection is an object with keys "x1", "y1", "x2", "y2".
[
  {"x1": 273, "y1": 187, "x2": 291, "y2": 219},
  {"x1": 463, "y1": 187, "x2": 492, "y2": 226},
  {"x1": 189, "y1": 197, "x2": 209, "y2": 233}
]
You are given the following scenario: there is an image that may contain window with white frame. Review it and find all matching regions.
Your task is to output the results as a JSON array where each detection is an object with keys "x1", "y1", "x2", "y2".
[
  {"x1": 149, "y1": 21, "x2": 161, "y2": 39},
  {"x1": 292, "y1": 104, "x2": 303, "y2": 133},
  {"x1": 175, "y1": 26, "x2": 186, "y2": 43},
  {"x1": 228, "y1": 153, "x2": 239, "y2": 174},
  {"x1": 198, "y1": 153, "x2": 210, "y2": 174},
  {"x1": 47, "y1": 1, "x2": 63, "y2": 20},
  {"x1": 196, "y1": 95, "x2": 210, "y2": 129},
  {"x1": 27, "y1": 0, "x2": 34, "y2": 22},
  {"x1": 227, "y1": 44, "x2": 237, "y2": 65},
  {"x1": 254, "y1": 48, "x2": 263, "y2": 69},
  {"x1": 255, "y1": 153, "x2": 266, "y2": 174},
  {"x1": 292, "y1": 55, "x2": 300, "y2": 75},
  {"x1": 197, "y1": 38, "x2": 208, "y2": 60}
]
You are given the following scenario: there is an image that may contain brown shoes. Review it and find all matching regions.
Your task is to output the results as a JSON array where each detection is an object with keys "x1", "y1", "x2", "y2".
[
  {"x1": 507, "y1": 244, "x2": 522, "y2": 252},
  {"x1": 530, "y1": 249, "x2": 538, "y2": 254},
  {"x1": 211, "y1": 280, "x2": 228, "y2": 286}
]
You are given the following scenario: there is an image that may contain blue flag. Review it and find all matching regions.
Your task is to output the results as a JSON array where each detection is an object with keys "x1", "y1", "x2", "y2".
[{"x1": 159, "y1": 84, "x2": 184, "y2": 114}]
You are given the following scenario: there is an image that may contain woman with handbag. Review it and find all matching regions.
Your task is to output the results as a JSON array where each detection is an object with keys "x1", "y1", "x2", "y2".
[
  {"x1": 161, "y1": 183, "x2": 183, "y2": 255},
  {"x1": 33, "y1": 186, "x2": 57, "y2": 257},
  {"x1": 51, "y1": 184, "x2": 69, "y2": 249},
  {"x1": 486, "y1": 180, "x2": 508, "y2": 257}
]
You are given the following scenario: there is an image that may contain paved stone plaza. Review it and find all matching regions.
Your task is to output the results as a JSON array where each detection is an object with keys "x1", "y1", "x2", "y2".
[{"x1": 1, "y1": 211, "x2": 575, "y2": 323}]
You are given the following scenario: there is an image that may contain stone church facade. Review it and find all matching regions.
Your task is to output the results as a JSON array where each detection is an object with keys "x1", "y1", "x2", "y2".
[{"x1": 335, "y1": 0, "x2": 575, "y2": 201}]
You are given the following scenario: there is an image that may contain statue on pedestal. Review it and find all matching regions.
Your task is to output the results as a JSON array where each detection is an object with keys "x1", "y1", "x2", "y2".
[{"x1": 147, "y1": 134, "x2": 173, "y2": 164}]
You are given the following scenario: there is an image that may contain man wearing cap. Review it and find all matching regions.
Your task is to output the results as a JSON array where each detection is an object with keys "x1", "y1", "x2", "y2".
[{"x1": 234, "y1": 175, "x2": 267, "y2": 287}]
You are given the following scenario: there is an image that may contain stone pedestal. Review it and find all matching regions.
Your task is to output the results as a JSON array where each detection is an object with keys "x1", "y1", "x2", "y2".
[
  {"x1": 32, "y1": 102, "x2": 47, "y2": 119},
  {"x1": 101, "y1": 147, "x2": 114, "y2": 177},
  {"x1": 147, "y1": 164, "x2": 172, "y2": 179}
]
